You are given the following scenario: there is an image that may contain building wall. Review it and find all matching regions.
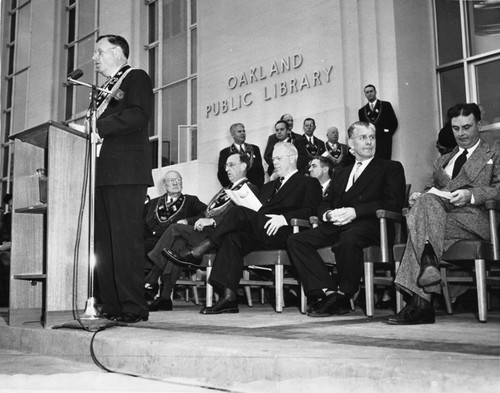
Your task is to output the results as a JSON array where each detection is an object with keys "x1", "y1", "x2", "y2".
[{"x1": 194, "y1": 0, "x2": 437, "y2": 201}]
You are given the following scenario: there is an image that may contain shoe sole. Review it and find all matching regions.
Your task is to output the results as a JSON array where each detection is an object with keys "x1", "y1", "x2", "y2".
[
  {"x1": 307, "y1": 309, "x2": 351, "y2": 317},
  {"x1": 200, "y1": 308, "x2": 239, "y2": 315},
  {"x1": 163, "y1": 250, "x2": 202, "y2": 268},
  {"x1": 383, "y1": 318, "x2": 435, "y2": 325}
]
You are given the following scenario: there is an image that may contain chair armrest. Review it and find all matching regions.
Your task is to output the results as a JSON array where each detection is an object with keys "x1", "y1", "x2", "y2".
[
  {"x1": 290, "y1": 218, "x2": 310, "y2": 228},
  {"x1": 376, "y1": 209, "x2": 402, "y2": 221},
  {"x1": 309, "y1": 216, "x2": 320, "y2": 228}
]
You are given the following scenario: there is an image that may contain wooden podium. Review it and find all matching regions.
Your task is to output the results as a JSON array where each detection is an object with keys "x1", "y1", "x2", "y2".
[{"x1": 9, "y1": 121, "x2": 90, "y2": 328}]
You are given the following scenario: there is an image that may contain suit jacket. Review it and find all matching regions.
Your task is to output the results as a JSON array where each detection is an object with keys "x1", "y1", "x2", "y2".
[
  {"x1": 217, "y1": 144, "x2": 264, "y2": 189},
  {"x1": 96, "y1": 68, "x2": 154, "y2": 186},
  {"x1": 144, "y1": 194, "x2": 206, "y2": 240},
  {"x1": 319, "y1": 157, "x2": 406, "y2": 226},
  {"x1": 259, "y1": 171, "x2": 322, "y2": 223},
  {"x1": 295, "y1": 134, "x2": 326, "y2": 174},
  {"x1": 263, "y1": 131, "x2": 301, "y2": 176},
  {"x1": 358, "y1": 100, "x2": 398, "y2": 160},
  {"x1": 424, "y1": 139, "x2": 500, "y2": 237}
]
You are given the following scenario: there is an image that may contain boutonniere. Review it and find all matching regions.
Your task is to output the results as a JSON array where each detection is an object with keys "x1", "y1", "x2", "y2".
[{"x1": 375, "y1": 108, "x2": 379, "y2": 113}]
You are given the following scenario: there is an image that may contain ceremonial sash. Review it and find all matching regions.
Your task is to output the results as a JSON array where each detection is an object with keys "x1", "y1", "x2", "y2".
[{"x1": 155, "y1": 194, "x2": 186, "y2": 224}]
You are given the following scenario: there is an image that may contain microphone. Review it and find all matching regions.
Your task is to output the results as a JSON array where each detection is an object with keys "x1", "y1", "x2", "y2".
[{"x1": 67, "y1": 69, "x2": 84, "y2": 80}]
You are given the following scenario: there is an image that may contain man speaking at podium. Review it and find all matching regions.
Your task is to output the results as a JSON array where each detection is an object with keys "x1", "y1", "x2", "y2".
[{"x1": 92, "y1": 35, "x2": 153, "y2": 323}]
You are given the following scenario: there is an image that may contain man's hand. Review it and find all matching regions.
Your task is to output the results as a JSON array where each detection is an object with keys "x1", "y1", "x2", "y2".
[
  {"x1": 326, "y1": 208, "x2": 356, "y2": 226},
  {"x1": 194, "y1": 218, "x2": 215, "y2": 231},
  {"x1": 264, "y1": 214, "x2": 287, "y2": 236},
  {"x1": 450, "y1": 189, "x2": 472, "y2": 207},
  {"x1": 408, "y1": 192, "x2": 422, "y2": 208}
]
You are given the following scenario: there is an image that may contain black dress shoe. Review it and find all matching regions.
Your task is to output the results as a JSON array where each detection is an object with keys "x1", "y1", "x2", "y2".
[
  {"x1": 163, "y1": 248, "x2": 203, "y2": 268},
  {"x1": 375, "y1": 298, "x2": 393, "y2": 310},
  {"x1": 149, "y1": 298, "x2": 173, "y2": 312},
  {"x1": 200, "y1": 297, "x2": 239, "y2": 314},
  {"x1": 307, "y1": 293, "x2": 352, "y2": 317},
  {"x1": 116, "y1": 313, "x2": 149, "y2": 323},
  {"x1": 307, "y1": 297, "x2": 325, "y2": 313},
  {"x1": 383, "y1": 303, "x2": 435, "y2": 325}
]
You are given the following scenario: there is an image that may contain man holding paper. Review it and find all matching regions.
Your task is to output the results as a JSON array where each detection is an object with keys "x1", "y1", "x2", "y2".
[
  {"x1": 386, "y1": 103, "x2": 500, "y2": 325},
  {"x1": 166, "y1": 142, "x2": 322, "y2": 314},
  {"x1": 145, "y1": 152, "x2": 258, "y2": 311}
]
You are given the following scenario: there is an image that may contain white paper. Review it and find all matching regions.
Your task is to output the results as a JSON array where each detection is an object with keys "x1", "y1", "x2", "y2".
[
  {"x1": 225, "y1": 183, "x2": 262, "y2": 211},
  {"x1": 427, "y1": 187, "x2": 452, "y2": 200}
]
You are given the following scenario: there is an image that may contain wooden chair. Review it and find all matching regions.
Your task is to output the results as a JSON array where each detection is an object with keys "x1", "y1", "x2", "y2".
[
  {"x1": 202, "y1": 218, "x2": 310, "y2": 313},
  {"x1": 438, "y1": 199, "x2": 500, "y2": 322}
]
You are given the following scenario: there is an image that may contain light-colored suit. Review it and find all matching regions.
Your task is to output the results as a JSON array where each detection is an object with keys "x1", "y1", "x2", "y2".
[{"x1": 395, "y1": 139, "x2": 500, "y2": 300}]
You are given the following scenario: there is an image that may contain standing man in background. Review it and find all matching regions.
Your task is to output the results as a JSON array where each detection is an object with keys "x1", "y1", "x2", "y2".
[
  {"x1": 358, "y1": 84, "x2": 398, "y2": 159},
  {"x1": 217, "y1": 123, "x2": 264, "y2": 189},
  {"x1": 295, "y1": 118, "x2": 326, "y2": 174},
  {"x1": 93, "y1": 34, "x2": 153, "y2": 324}
]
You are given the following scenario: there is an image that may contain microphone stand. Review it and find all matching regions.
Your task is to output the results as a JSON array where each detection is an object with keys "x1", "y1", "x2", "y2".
[{"x1": 80, "y1": 82, "x2": 99, "y2": 321}]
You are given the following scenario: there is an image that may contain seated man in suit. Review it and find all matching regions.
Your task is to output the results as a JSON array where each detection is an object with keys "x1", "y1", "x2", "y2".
[
  {"x1": 295, "y1": 118, "x2": 326, "y2": 174},
  {"x1": 143, "y1": 171, "x2": 206, "y2": 257},
  {"x1": 385, "y1": 103, "x2": 500, "y2": 325},
  {"x1": 322, "y1": 126, "x2": 352, "y2": 168},
  {"x1": 286, "y1": 121, "x2": 406, "y2": 317},
  {"x1": 308, "y1": 156, "x2": 333, "y2": 199},
  {"x1": 165, "y1": 142, "x2": 322, "y2": 314},
  {"x1": 145, "y1": 153, "x2": 258, "y2": 311},
  {"x1": 217, "y1": 122, "x2": 264, "y2": 189}
]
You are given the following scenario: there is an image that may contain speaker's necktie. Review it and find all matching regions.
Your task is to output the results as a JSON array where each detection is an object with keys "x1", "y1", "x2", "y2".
[{"x1": 452, "y1": 149, "x2": 468, "y2": 179}]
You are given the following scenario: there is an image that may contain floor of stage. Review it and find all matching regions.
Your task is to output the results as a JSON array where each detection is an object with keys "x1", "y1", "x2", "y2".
[{"x1": 0, "y1": 296, "x2": 499, "y2": 393}]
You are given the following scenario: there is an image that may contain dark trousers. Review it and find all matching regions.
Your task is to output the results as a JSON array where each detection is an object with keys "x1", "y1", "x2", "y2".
[
  {"x1": 147, "y1": 223, "x2": 216, "y2": 299},
  {"x1": 95, "y1": 184, "x2": 148, "y2": 317},
  {"x1": 286, "y1": 220, "x2": 379, "y2": 297},
  {"x1": 208, "y1": 206, "x2": 293, "y2": 292}
]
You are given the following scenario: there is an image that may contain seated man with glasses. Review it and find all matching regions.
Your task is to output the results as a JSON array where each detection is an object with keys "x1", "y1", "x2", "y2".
[
  {"x1": 286, "y1": 121, "x2": 406, "y2": 317},
  {"x1": 165, "y1": 142, "x2": 322, "y2": 314},
  {"x1": 145, "y1": 152, "x2": 258, "y2": 311}
]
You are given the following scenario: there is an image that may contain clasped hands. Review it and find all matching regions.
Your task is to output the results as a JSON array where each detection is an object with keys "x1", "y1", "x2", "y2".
[{"x1": 325, "y1": 207, "x2": 356, "y2": 226}]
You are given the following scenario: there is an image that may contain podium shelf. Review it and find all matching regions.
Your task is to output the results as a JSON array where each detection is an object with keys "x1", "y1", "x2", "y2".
[
  {"x1": 13, "y1": 274, "x2": 46, "y2": 285},
  {"x1": 15, "y1": 204, "x2": 47, "y2": 214}
]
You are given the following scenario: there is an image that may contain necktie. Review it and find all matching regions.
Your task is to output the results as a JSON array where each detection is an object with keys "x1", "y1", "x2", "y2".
[
  {"x1": 353, "y1": 162, "x2": 362, "y2": 182},
  {"x1": 241, "y1": 144, "x2": 246, "y2": 153},
  {"x1": 370, "y1": 103, "x2": 375, "y2": 111},
  {"x1": 268, "y1": 177, "x2": 284, "y2": 201},
  {"x1": 452, "y1": 149, "x2": 468, "y2": 179}
]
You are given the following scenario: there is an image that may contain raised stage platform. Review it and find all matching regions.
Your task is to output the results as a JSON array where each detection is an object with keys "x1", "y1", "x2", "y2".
[{"x1": 0, "y1": 299, "x2": 499, "y2": 393}]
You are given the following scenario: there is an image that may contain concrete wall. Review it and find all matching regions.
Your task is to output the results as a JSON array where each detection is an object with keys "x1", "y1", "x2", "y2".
[{"x1": 192, "y1": 0, "x2": 438, "y2": 201}]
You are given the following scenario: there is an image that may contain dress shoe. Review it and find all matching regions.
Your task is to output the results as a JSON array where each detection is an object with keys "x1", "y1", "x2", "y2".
[
  {"x1": 375, "y1": 298, "x2": 393, "y2": 310},
  {"x1": 116, "y1": 313, "x2": 149, "y2": 323},
  {"x1": 100, "y1": 312, "x2": 117, "y2": 321},
  {"x1": 163, "y1": 248, "x2": 202, "y2": 267},
  {"x1": 307, "y1": 293, "x2": 352, "y2": 317},
  {"x1": 149, "y1": 298, "x2": 173, "y2": 312},
  {"x1": 200, "y1": 297, "x2": 239, "y2": 314},
  {"x1": 383, "y1": 303, "x2": 435, "y2": 325},
  {"x1": 307, "y1": 297, "x2": 325, "y2": 313}
]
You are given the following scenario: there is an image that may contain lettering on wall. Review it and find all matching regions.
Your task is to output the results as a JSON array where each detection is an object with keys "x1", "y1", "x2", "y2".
[{"x1": 206, "y1": 54, "x2": 334, "y2": 118}]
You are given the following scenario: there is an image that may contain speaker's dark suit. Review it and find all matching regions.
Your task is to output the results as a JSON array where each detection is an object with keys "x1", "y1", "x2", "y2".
[
  {"x1": 287, "y1": 157, "x2": 406, "y2": 297},
  {"x1": 264, "y1": 132, "x2": 301, "y2": 176},
  {"x1": 94, "y1": 67, "x2": 154, "y2": 318},
  {"x1": 217, "y1": 144, "x2": 264, "y2": 189},
  {"x1": 358, "y1": 100, "x2": 398, "y2": 160},
  {"x1": 207, "y1": 172, "x2": 322, "y2": 292},
  {"x1": 295, "y1": 135, "x2": 326, "y2": 174}
]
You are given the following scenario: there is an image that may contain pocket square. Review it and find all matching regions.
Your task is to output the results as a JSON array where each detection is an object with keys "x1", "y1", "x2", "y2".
[{"x1": 487, "y1": 159, "x2": 493, "y2": 164}]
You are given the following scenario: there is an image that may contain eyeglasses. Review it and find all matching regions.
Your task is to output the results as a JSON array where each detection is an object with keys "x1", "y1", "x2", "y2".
[
  {"x1": 163, "y1": 178, "x2": 182, "y2": 184},
  {"x1": 93, "y1": 46, "x2": 117, "y2": 57},
  {"x1": 351, "y1": 134, "x2": 376, "y2": 142},
  {"x1": 225, "y1": 162, "x2": 241, "y2": 168}
]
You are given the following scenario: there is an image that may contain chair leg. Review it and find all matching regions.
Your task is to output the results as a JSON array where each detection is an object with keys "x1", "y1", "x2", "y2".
[
  {"x1": 185, "y1": 288, "x2": 190, "y2": 302},
  {"x1": 475, "y1": 258, "x2": 487, "y2": 322},
  {"x1": 300, "y1": 284, "x2": 307, "y2": 314},
  {"x1": 242, "y1": 270, "x2": 253, "y2": 307},
  {"x1": 206, "y1": 264, "x2": 213, "y2": 308},
  {"x1": 275, "y1": 265, "x2": 284, "y2": 313},
  {"x1": 260, "y1": 287, "x2": 265, "y2": 304},
  {"x1": 394, "y1": 261, "x2": 404, "y2": 313},
  {"x1": 364, "y1": 261, "x2": 375, "y2": 317},
  {"x1": 440, "y1": 267, "x2": 453, "y2": 314},
  {"x1": 190, "y1": 272, "x2": 200, "y2": 305}
]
